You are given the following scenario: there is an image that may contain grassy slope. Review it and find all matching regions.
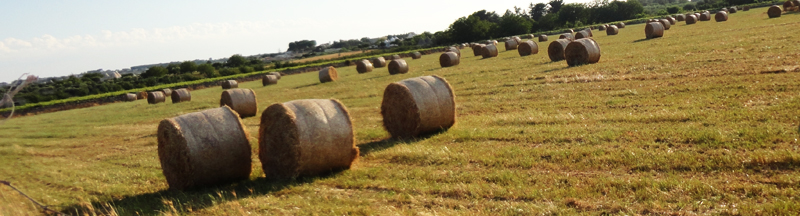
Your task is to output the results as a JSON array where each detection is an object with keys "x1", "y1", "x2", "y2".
[{"x1": 2, "y1": 8, "x2": 800, "y2": 215}]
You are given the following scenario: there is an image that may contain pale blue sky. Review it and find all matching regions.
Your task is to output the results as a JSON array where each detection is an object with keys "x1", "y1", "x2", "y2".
[{"x1": 0, "y1": 0, "x2": 585, "y2": 82}]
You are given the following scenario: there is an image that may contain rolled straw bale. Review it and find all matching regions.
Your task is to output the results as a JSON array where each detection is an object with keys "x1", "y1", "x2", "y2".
[
  {"x1": 157, "y1": 106, "x2": 251, "y2": 190},
  {"x1": 617, "y1": 22, "x2": 625, "y2": 28},
  {"x1": 383, "y1": 55, "x2": 394, "y2": 61},
  {"x1": 721, "y1": 8, "x2": 728, "y2": 12},
  {"x1": 439, "y1": 52, "x2": 460, "y2": 67},
  {"x1": 388, "y1": 59, "x2": 409, "y2": 75},
  {"x1": 538, "y1": 35, "x2": 548, "y2": 42},
  {"x1": 222, "y1": 80, "x2": 238, "y2": 89},
  {"x1": 743, "y1": 6, "x2": 750, "y2": 11},
  {"x1": 686, "y1": 15, "x2": 698, "y2": 24},
  {"x1": 575, "y1": 30, "x2": 591, "y2": 39},
  {"x1": 381, "y1": 75, "x2": 456, "y2": 138},
  {"x1": 565, "y1": 38, "x2": 601, "y2": 66},
  {"x1": 729, "y1": 7, "x2": 737, "y2": 13},
  {"x1": 599, "y1": 25, "x2": 606, "y2": 31},
  {"x1": 269, "y1": 72, "x2": 281, "y2": 79},
  {"x1": 123, "y1": 93, "x2": 138, "y2": 102},
  {"x1": 659, "y1": 19, "x2": 671, "y2": 30},
  {"x1": 511, "y1": 36, "x2": 522, "y2": 44},
  {"x1": 769, "y1": 5, "x2": 782, "y2": 17},
  {"x1": 162, "y1": 89, "x2": 173, "y2": 97},
  {"x1": 448, "y1": 46, "x2": 461, "y2": 57},
  {"x1": 147, "y1": 91, "x2": 166, "y2": 104},
  {"x1": 356, "y1": 59, "x2": 374, "y2": 73},
  {"x1": 645, "y1": 22, "x2": 665, "y2": 39},
  {"x1": 667, "y1": 17, "x2": 676, "y2": 25},
  {"x1": 481, "y1": 45, "x2": 499, "y2": 58},
  {"x1": 319, "y1": 66, "x2": 338, "y2": 83},
  {"x1": 606, "y1": 25, "x2": 619, "y2": 35},
  {"x1": 676, "y1": 14, "x2": 685, "y2": 21},
  {"x1": 784, "y1": 1, "x2": 793, "y2": 11},
  {"x1": 411, "y1": 52, "x2": 422, "y2": 59},
  {"x1": 517, "y1": 41, "x2": 539, "y2": 56},
  {"x1": 694, "y1": 13, "x2": 701, "y2": 18},
  {"x1": 492, "y1": 40, "x2": 498, "y2": 46},
  {"x1": 565, "y1": 29, "x2": 575, "y2": 35},
  {"x1": 220, "y1": 89, "x2": 257, "y2": 118},
  {"x1": 263, "y1": 75, "x2": 278, "y2": 86},
  {"x1": 258, "y1": 99, "x2": 359, "y2": 179},
  {"x1": 559, "y1": 33, "x2": 574, "y2": 41},
  {"x1": 505, "y1": 39, "x2": 519, "y2": 51},
  {"x1": 372, "y1": 57, "x2": 387, "y2": 68},
  {"x1": 584, "y1": 28, "x2": 593, "y2": 37},
  {"x1": 547, "y1": 39, "x2": 571, "y2": 61},
  {"x1": 715, "y1": 11, "x2": 729, "y2": 22},
  {"x1": 472, "y1": 44, "x2": 485, "y2": 56},
  {"x1": 700, "y1": 12, "x2": 711, "y2": 21},
  {"x1": 703, "y1": 10, "x2": 710, "y2": 14},
  {"x1": 171, "y1": 88, "x2": 192, "y2": 103},
  {"x1": 138, "y1": 91, "x2": 148, "y2": 100}
]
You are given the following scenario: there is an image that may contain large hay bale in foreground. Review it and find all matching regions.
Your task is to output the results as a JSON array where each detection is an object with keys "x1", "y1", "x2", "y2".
[
  {"x1": 171, "y1": 88, "x2": 192, "y2": 103},
  {"x1": 472, "y1": 44, "x2": 486, "y2": 56},
  {"x1": 659, "y1": 19, "x2": 671, "y2": 30},
  {"x1": 607, "y1": 25, "x2": 619, "y2": 35},
  {"x1": 356, "y1": 59, "x2": 374, "y2": 73},
  {"x1": 147, "y1": 91, "x2": 166, "y2": 104},
  {"x1": 686, "y1": 15, "x2": 698, "y2": 24},
  {"x1": 157, "y1": 106, "x2": 251, "y2": 190},
  {"x1": 447, "y1": 46, "x2": 461, "y2": 57},
  {"x1": 123, "y1": 93, "x2": 138, "y2": 101},
  {"x1": 258, "y1": 99, "x2": 359, "y2": 179},
  {"x1": 220, "y1": 89, "x2": 257, "y2": 118},
  {"x1": 676, "y1": 14, "x2": 685, "y2": 21},
  {"x1": 548, "y1": 39, "x2": 571, "y2": 61},
  {"x1": 769, "y1": 5, "x2": 783, "y2": 17},
  {"x1": 162, "y1": 89, "x2": 172, "y2": 97},
  {"x1": 505, "y1": 39, "x2": 519, "y2": 51},
  {"x1": 319, "y1": 66, "x2": 338, "y2": 83},
  {"x1": 645, "y1": 22, "x2": 665, "y2": 39},
  {"x1": 565, "y1": 38, "x2": 601, "y2": 66},
  {"x1": 481, "y1": 45, "x2": 499, "y2": 58},
  {"x1": 269, "y1": 72, "x2": 281, "y2": 80},
  {"x1": 539, "y1": 35, "x2": 548, "y2": 42},
  {"x1": 222, "y1": 80, "x2": 238, "y2": 89},
  {"x1": 518, "y1": 41, "x2": 539, "y2": 56},
  {"x1": 381, "y1": 75, "x2": 456, "y2": 138},
  {"x1": 138, "y1": 91, "x2": 148, "y2": 100},
  {"x1": 559, "y1": 33, "x2": 574, "y2": 41},
  {"x1": 715, "y1": 11, "x2": 729, "y2": 22},
  {"x1": 263, "y1": 75, "x2": 278, "y2": 86},
  {"x1": 372, "y1": 57, "x2": 387, "y2": 68},
  {"x1": 410, "y1": 52, "x2": 422, "y2": 59},
  {"x1": 439, "y1": 52, "x2": 460, "y2": 67},
  {"x1": 388, "y1": 59, "x2": 409, "y2": 75}
]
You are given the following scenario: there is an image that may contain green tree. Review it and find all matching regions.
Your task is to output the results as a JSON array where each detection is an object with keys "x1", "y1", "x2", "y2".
[
  {"x1": 180, "y1": 61, "x2": 197, "y2": 73},
  {"x1": 448, "y1": 15, "x2": 495, "y2": 43},
  {"x1": 529, "y1": 3, "x2": 548, "y2": 21},
  {"x1": 165, "y1": 64, "x2": 181, "y2": 75},
  {"x1": 548, "y1": 0, "x2": 564, "y2": 13},
  {"x1": 197, "y1": 64, "x2": 218, "y2": 78},
  {"x1": 498, "y1": 13, "x2": 532, "y2": 37},
  {"x1": 141, "y1": 66, "x2": 168, "y2": 78},
  {"x1": 227, "y1": 54, "x2": 246, "y2": 67},
  {"x1": 219, "y1": 68, "x2": 240, "y2": 76}
]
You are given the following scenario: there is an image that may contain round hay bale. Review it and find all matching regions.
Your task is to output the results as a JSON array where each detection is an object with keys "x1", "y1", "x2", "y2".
[
  {"x1": 645, "y1": 22, "x2": 665, "y2": 39},
  {"x1": 381, "y1": 75, "x2": 455, "y2": 138},
  {"x1": 686, "y1": 15, "x2": 698, "y2": 24},
  {"x1": 517, "y1": 41, "x2": 539, "y2": 56},
  {"x1": 599, "y1": 25, "x2": 606, "y2": 31},
  {"x1": 565, "y1": 29, "x2": 575, "y2": 35},
  {"x1": 659, "y1": 19, "x2": 671, "y2": 30},
  {"x1": 171, "y1": 88, "x2": 192, "y2": 103},
  {"x1": 388, "y1": 59, "x2": 409, "y2": 75},
  {"x1": 784, "y1": 0, "x2": 794, "y2": 11},
  {"x1": 138, "y1": 91, "x2": 148, "y2": 100},
  {"x1": 769, "y1": 5, "x2": 783, "y2": 17},
  {"x1": 319, "y1": 66, "x2": 338, "y2": 83},
  {"x1": 439, "y1": 52, "x2": 460, "y2": 67},
  {"x1": 511, "y1": 36, "x2": 522, "y2": 44},
  {"x1": 222, "y1": 80, "x2": 238, "y2": 89},
  {"x1": 123, "y1": 93, "x2": 138, "y2": 102},
  {"x1": 383, "y1": 55, "x2": 394, "y2": 61},
  {"x1": 147, "y1": 91, "x2": 166, "y2": 104},
  {"x1": 606, "y1": 25, "x2": 619, "y2": 35},
  {"x1": 372, "y1": 57, "x2": 387, "y2": 68},
  {"x1": 617, "y1": 22, "x2": 625, "y2": 28},
  {"x1": 729, "y1": 7, "x2": 737, "y2": 13},
  {"x1": 491, "y1": 40, "x2": 498, "y2": 46},
  {"x1": 547, "y1": 39, "x2": 571, "y2": 62},
  {"x1": 715, "y1": 11, "x2": 729, "y2": 22},
  {"x1": 743, "y1": 6, "x2": 750, "y2": 11},
  {"x1": 269, "y1": 72, "x2": 281, "y2": 80},
  {"x1": 721, "y1": 8, "x2": 729, "y2": 12},
  {"x1": 263, "y1": 75, "x2": 278, "y2": 86},
  {"x1": 157, "y1": 106, "x2": 251, "y2": 190},
  {"x1": 565, "y1": 38, "x2": 601, "y2": 66},
  {"x1": 667, "y1": 17, "x2": 676, "y2": 25},
  {"x1": 575, "y1": 30, "x2": 591, "y2": 39},
  {"x1": 410, "y1": 52, "x2": 422, "y2": 59},
  {"x1": 700, "y1": 12, "x2": 711, "y2": 21},
  {"x1": 162, "y1": 89, "x2": 173, "y2": 97},
  {"x1": 258, "y1": 99, "x2": 359, "y2": 179},
  {"x1": 472, "y1": 44, "x2": 486, "y2": 56},
  {"x1": 481, "y1": 45, "x2": 499, "y2": 58},
  {"x1": 676, "y1": 14, "x2": 685, "y2": 21},
  {"x1": 584, "y1": 28, "x2": 593, "y2": 37},
  {"x1": 694, "y1": 13, "x2": 701, "y2": 19},
  {"x1": 356, "y1": 59, "x2": 374, "y2": 73},
  {"x1": 447, "y1": 47, "x2": 461, "y2": 58},
  {"x1": 559, "y1": 33, "x2": 574, "y2": 41},
  {"x1": 220, "y1": 88, "x2": 257, "y2": 118},
  {"x1": 505, "y1": 39, "x2": 519, "y2": 51},
  {"x1": 538, "y1": 35, "x2": 548, "y2": 42}
]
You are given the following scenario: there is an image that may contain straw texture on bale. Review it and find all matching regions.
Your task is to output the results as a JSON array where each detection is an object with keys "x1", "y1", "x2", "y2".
[
  {"x1": 548, "y1": 39, "x2": 571, "y2": 61},
  {"x1": 659, "y1": 19, "x2": 671, "y2": 30},
  {"x1": 263, "y1": 75, "x2": 278, "y2": 86},
  {"x1": 504, "y1": 39, "x2": 519, "y2": 51},
  {"x1": 686, "y1": 15, "x2": 698, "y2": 24},
  {"x1": 565, "y1": 29, "x2": 575, "y2": 35},
  {"x1": 372, "y1": 57, "x2": 387, "y2": 68},
  {"x1": 538, "y1": 35, "x2": 548, "y2": 42},
  {"x1": 598, "y1": 25, "x2": 606, "y2": 31},
  {"x1": 472, "y1": 44, "x2": 485, "y2": 56},
  {"x1": 147, "y1": 91, "x2": 166, "y2": 104},
  {"x1": 138, "y1": 91, "x2": 148, "y2": 100},
  {"x1": 617, "y1": 22, "x2": 625, "y2": 28},
  {"x1": 784, "y1": 1, "x2": 794, "y2": 11},
  {"x1": 319, "y1": 66, "x2": 338, "y2": 83},
  {"x1": 676, "y1": 14, "x2": 685, "y2": 21},
  {"x1": 565, "y1": 38, "x2": 601, "y2": 66},
  {"x1": 584, "y1": 28, "x2": 593, "y2": 37},
  {"x1": 743, "y1": 6, "x2": 750, "y2": 11},
  {"x1": 411, "y1": 52, "x2": 422, "y2": 59},
  {"x1": 447, "y1": 47, "x2": 461, "y2": 57},
  {"x1": 645, "y1": 22, "x2": 665, "y2": 39},
  {"x1": 511, "y1": 36, "x2": 521, "y2": 44},
  {"x1": 559, "y1": 33, "x2": 574, "y2": 41},
  {"x1": 171, "y1": 88, "x2": 192, "y2": 103},
  {"x1": 439, "y1": 52, "x2": 460, "y2": 67},
  {"x1": 715, "y1": 11, "x2": 728, "y2": 22},
  {"x1": 124, "y1": 93, "x2": 138, "y2": 102},
  {"x1": 481, "y1": 45, "x2": 499, "y2": 58},
  {"x1": 356, "y1": 59, "x2": 374, "y2": 73},
  {"x1": 700, "y1": 13, "x2": 711, "y2": 21},
  {"x1": 517, "y1": 41, "x2": 539, "y2": 56},
  {"x1": 222, "y1": 80, "x2": 238, "y2": 89},
  {"x1": 388, "y1": 59, "x2": 409, "y2": 75},
  {"x1": 162, "y1": 89, "x2": 173, "y2": 97},
  {"x1": 491, "y1": 40, "x2": 498, "y2": 45},
  {"x1": 269, "y1": 72, "x2": 281, "y2": 80},
  {"x1": 575, "y1": 30, "x2": 591, "y2": 39},
  {"x1": 220, "y1": 89, "x2": 258, "y2": 118},
  {"x1": 769, "y1": 5, "x2": 782, "y2": 17},
  {"x1": 157, "y1": 106, "x2": 251, "y2": 190},
  {"x1": 729, "y1": 7, "x2": 737, "y2": 13},
  {"x1": 606, "y1": 25, "x2": 619, "y2": 35},
  {"x1": 258, "y1": 99, "x2": 359, "y2": 179},
  {"x1": 381, "y1": 75, "x2": 456, "y2": 138}
]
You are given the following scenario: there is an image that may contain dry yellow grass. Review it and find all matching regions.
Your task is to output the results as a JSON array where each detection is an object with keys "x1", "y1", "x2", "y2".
[{"x1": 291, "y1": 50, "x2": 371, "y2": 63}]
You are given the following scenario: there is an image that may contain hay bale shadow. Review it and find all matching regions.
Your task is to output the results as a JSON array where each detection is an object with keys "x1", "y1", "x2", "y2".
[
  {"x1": 358, "y1": 130, "x2": 447, "y2": 156},
  {"x1": 633, "y1": 38, "x2": 654, "y2": 43},
  {"x1": 292, "y1": 83, "x2": 321, "y2": 89}
]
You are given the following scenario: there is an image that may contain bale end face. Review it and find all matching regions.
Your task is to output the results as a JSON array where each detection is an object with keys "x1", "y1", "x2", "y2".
[
  {"x1": 220, "y1": 89, "x2": 258, "y2": 118},
  {"x1": 439, "y1": 52, "x2": 460, "y2": 67},
  {"x1": 381, "y1": 75, "x2": 456, "y2": 139},
  {"x1": 504, "y1": 39, "x2": 519, "y2": 51},
  {"x1": 356, "y1": 60, "x2": 374, "y2": 73},
  {"x1": 263, "y1": 75, "x2": 278, "y2": 86},
  {"x1": 686, "y1": 15, "x2": 698, "y2": 24},
  {"x1": 319, "y1": 66, "x2": 338, "y2": 83},
  {"x1": 388, "y1": 59, "x2": 409, "y2": 75},
  {"x1": 606, "y1": 26, "x2": 619, "y2": 35},
  {"x1": 768, "y1": 5, "x2": 782, "y2": 18},
  {"x1": 547, "y1": 39, "x2": 571, "y2": 62},
  {"x1": 481, "y1": 45, "x2": 499, "y2": 58},
  {"x1": 645, "y1": 22, "x2": 665, "y2": 39},
  {"x1": 715, "y1": 11, "x2": 728, "y2": 22},
  {"x1": 372, "y1": 57, "x2": 387, "y2": 68},
  {"x1": 565, "y1": 38, "x2": 601, "y2": 67},
  {"x1": 518, "y1": 41, "x2": 539, "y2": 57}
]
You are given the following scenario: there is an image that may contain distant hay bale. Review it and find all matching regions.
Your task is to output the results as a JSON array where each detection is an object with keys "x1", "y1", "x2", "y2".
[
  {"x1": 481, "y1": 45, "x2": 499, "y2": 58},
  {"x1": 171, "y1": 88, "x2": 192, "y2": 103},
  {"x1": 439, "y1": 52, "x2": 460, "y2": 67},
  {"x1": 699, "y1": 12, "x2": 711, "y2": 21},
  {"x1": 559, "y1": 33, "x2": 574, "y2": 41},
  {"x1": 539, "y1": 35, "x2": 548, "y2": 42},
  {"x1": 686, "y1": 14, "x2": 698, "y2": 24},
  {"x1": 491, "y1": 40, "x2": 498, "y2": 45},
  {"x1": 381, "y1": 75, "x2": 456, "y2": 138},
  {"x1": 729, "y1": 7, "x2": 737, "y2": 13},
  {"x1": 721, "y1": 8, "x2": 728, "y2": 12},
  {"x1": 547, "y1": 39, "x2": 571, "y2": 61},
  {"x1": 511, "y1": 36, "x2": 522, "y2": 44},
  {"x1": 645, "y1": 22, "x2": 665, "y2": 39},
  {"x1": 617, "y1": 22, "x2": 625, "y2": 28},
  {"x1": 694, "y1": 13, "x2": 702, "y2": 19},
  {"x1": 269, "y1": 72, "x2": 281, "y2": 80},
  {"x1": 472, "y1": 44, "x2": 486, "y2": 56},
  {"x1": 606, "y1": 25, "x2": 619, "y2": 35},
  {"x1": 222, "y1": 80, "x2": 238, "y2": 89},
  {"x1": 258, "y1": 99, "x2": 359, "y2": 179},
  {"x1": 743, "y1": 6, "x2": 750, "y2": 11},
  {"x1": 676, "y1": 14, "x2": 685, "y2": 21},
  {"x1": 356, "y1": 59, "x2": 374, "y2": 73},
  {"x1": 124, "y1": 93, "x2": 138, "y2": 102},
  {"x1": 220, "y1": 88, "x2": 257, "y2": 118},
  {"x1": 147, "y1": 91, "x2": 166, "y2": 104},
  {"x1": 784, "y1": 0, "x2": 794, "y2": 11},
  {"x1": 388, "y1": 59, "x2": 409, "y2": 75},
  {"x1": 565, "y1": 29, "x2": 575, "y2": 35},
  {"x1": 769, "y1": 5, "x2": 782, "y2": 17},
  {"x1": 448, "y1": 47, "x2": 461, "y2": 57},
  {"x1": 517, "y1": 41, "x2": 539, "y2": 56},
  {"x1": 162, "y1": 89, "x2": 172, "y2": 97},
  {"x1": 138, "y1": 91, "x2": 148, "y2": 100},
  {"x1": 263, "y1": 75, "x2": 278, "y2": 86},
  {"x1": 715, "y1": 11, "x2": 729, "y2": 22},
  {"x1": 505, "y1": 39, "x2": 519, "y2": 51},
  {"x1": 575, "y1": 30, "x2": 591, "y2": 39},
  {"x1": 391, "y1": 54, "x2": 401, "y2": 60},
  {"x1": 157, "y1": 106, "x2": 251, "y2": 190},
  {"x1": 372, "y1": 57, "x2": 387, "y2": 68},
  {"x1": 667, "y1": 17, "x2": 676, "y2": 25},
  {"x1": 411, "y1": 52, "x2": 422, "y2": 59},
  {"x1": 599, "y1": 25, "x2": 606, "y2": 31},
  {"x1": 319, "y1": 66, "x2": 338, "y2": 83},
  {"x1": 659, "y1": 19, "x2": 671, "y2": 30},
  {"x1": 565, "y1": 38, "x2": 601, "y2": 66}
]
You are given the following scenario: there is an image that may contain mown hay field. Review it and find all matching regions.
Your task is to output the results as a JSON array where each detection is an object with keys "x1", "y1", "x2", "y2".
[
  {"x1": 2, "y1": 7, "x2": 800, "y2": 215},
  {"x1": 291, "y1": 50, "x2": 372, "y2": 63}
]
